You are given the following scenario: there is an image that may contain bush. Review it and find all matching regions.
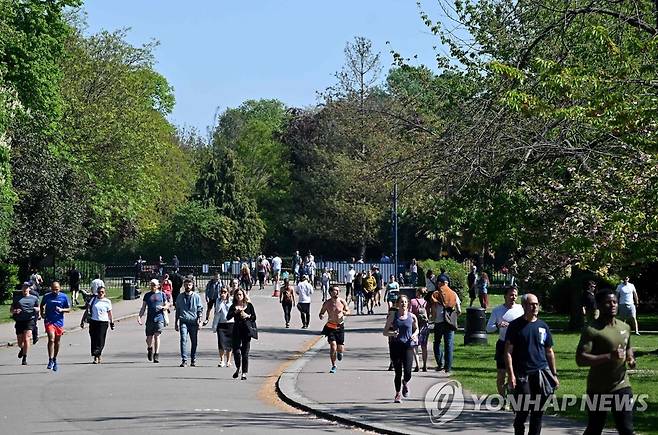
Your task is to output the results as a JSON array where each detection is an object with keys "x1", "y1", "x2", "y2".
[
  {"x1": 0, "y1": 263, "x2": 20, "y2": 302},
  {"x1": 417, "y1": 258, "x2": 468, "y2": 299}
]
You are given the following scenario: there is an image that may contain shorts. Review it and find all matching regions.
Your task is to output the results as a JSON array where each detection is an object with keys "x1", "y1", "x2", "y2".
[
  {"x1": 364, "y1": 291, "x2": 374, "y2": 301},
  {"x1": 45, "y1": 322, "x2": 65, "y2": 337},
  {"x1": 618, "y1": 303, "x2": 636, "y2": 320},
  {"x1": 15, "y1": 319, "x2": 35, "y2": 336},
  {"x1": 418, "y1": 325, "x2": 430, "y2": 346},
  {"x1": 468, "y1": 287, "x2": 476, "y2": 299},
  {"x1": 387, "y1": 293, "x2": 399, "y2": 304},
  {"x1": 495, "y1": 339, "x2": 506, "y2": 370},
  {"x1": 322, "y1": 323, "x2": 345, "y2": 345},
  {"x1": 145, "y1": 321, "x2": 165, "y2": 336},
  {"x1": 70, "y1": 283, "x2": 80, "y2": 292}
]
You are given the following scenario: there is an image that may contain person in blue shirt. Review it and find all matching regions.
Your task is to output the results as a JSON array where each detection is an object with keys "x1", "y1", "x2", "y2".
[
  {"x1": 505, "y1": 293, "x2": 559, "y2": 435},
  {"x1": 138, "y1": 279, "x2": 171, "y2": 363},
  {"x1": 39, "y1": 282, "x2": 70, "y2": 372},
  {"x1": 175, "y1": 279, "x2": 204, "y2": 367}
]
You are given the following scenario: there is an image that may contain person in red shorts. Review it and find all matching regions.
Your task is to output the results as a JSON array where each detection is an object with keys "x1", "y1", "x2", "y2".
[{"x1": 40, "y1": 281, "x2": 70, "y2": 372}]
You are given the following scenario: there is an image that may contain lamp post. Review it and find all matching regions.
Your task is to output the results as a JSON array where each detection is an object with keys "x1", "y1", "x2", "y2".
[{"x1": 393, "y1": 181, "x2": 398, "y2": 276}]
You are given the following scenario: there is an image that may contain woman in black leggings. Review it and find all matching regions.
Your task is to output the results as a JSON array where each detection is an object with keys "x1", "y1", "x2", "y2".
[
  {"x1": 279, "y1": 278, "x2": 295, "y2": 328},
  {"x1": 383, "y1": 295, "x2": 418, "y2": 403},
  {"x1": 227, "y1": 288, "x2": 256, "y2": 380}
]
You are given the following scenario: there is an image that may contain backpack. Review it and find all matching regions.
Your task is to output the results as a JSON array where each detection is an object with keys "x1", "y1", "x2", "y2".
[{"x1": 416, "y1": 300, "x2": 429, "y2": 327}]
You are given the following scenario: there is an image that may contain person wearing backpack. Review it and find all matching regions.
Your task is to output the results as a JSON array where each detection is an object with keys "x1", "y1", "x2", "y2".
[
  {"x1": 429, "y1": 279, "x2": 461, "y2": 374},
  {"x1": 410, "y1": 288, "x2": 430, "y2": 372}
]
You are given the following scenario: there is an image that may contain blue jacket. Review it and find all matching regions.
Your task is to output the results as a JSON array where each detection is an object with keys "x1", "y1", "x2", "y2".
[{"x1": 175, "y1": 291, "x2": 204, "y2": 323}]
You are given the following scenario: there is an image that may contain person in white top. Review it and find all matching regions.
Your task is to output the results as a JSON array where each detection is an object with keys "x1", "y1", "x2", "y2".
[
  {"x1": 271, "y1": 255, "x2": 283, "y2": 289},
  {"x1": 80, "y1": 286, "x2": 114, "y2": 364},
  {"x1": 212, "y1": 286, "x2": 234, "y2": 367},
  {"x1": 486, "y1": 286, "x2": 524, "y2": 395},
  {"x1": 616, "y1": 276, "x2": 640, "y2": 335},
  {"x1": 296, "y1": 275, "x2": 314, "y2": 329},
  {"x1": 90, "y1": 274, "x2": 105, "y2": 296},
  {"x1": 344, "y1": 266, "x2": 356, "y2": 303}
]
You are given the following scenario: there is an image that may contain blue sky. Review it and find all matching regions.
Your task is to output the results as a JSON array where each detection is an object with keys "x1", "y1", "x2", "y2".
[{"x1": 83, "y1": 0, "x2": 444, "y2": 132}]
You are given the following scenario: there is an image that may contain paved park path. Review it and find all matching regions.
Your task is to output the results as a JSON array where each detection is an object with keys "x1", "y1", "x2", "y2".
[{"x1": 0, "y1": 285, "x2": 610, "y2": 434}]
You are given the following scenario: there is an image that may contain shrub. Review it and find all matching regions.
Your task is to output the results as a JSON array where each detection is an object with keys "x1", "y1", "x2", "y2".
[
  {"x1": 417, "y1": 258, "x2": 468, "y2": 299},
  {"x1": 0, "y1": 263, "x2": 20, "y2": 302}
]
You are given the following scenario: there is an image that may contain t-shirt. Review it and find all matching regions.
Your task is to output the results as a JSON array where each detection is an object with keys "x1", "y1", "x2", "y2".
[
  {"x1": 345, "y1": 269, "x2": 356, "y2": 283},
  {"x1": 577, "y1": 318, "x2": 632, "y2": 394},
  {"x1": 90, "y1": 298, "x2": 113, "y2": 322},
  {"x1": 581, "y1": 291, "x2": 596, "y2": 312},
  {"x1": 506, "y1": 317, "x2": 553, "y2": 377},
  {"x1": 143, "y1": 291, "x2": 167, "y2": 323},
  {"x1": 296, "y1": 281, "x2": 314, "y2": 303},
  {"x1": 68, "y1": 269, "x2": 81, "y2": 285},
  {"x1": 13, "y1": 295, "x2": 39, "y2": 322},
  {"x1": 41, "y1": 292, "x2": 70, "y2": 327},
  {"x1": 373, "y1": 272, "x2": 383, "y2": 289},
  {"x1": 616, "y1": 283, "x2": 636, "y2": 305},
  {"x1": 272, "y1": 257, "x2": 282, "y2": 271},
  {"x1": 486, "y1": 303, "x2": 525, "y2": 341}
]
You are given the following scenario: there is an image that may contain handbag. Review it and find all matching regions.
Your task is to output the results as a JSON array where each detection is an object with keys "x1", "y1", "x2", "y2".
[
  {"x1": 443, "y1": 307, "x2": 458, "y2": 331},
  {"x1": 163, "y1": 309, "x2": 170, "y2": 327},
  {"x1": 246, "y1": 319, "x2": 259, "y2": 340}
]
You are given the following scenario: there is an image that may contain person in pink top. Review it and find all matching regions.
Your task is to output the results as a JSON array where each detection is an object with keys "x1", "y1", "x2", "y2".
[
  {"x1": 161, "y1": 274, "x2": 173, "y2": 300},
  {"x1": 410, "y1": 288, "x2": 430, "y2": 372}
]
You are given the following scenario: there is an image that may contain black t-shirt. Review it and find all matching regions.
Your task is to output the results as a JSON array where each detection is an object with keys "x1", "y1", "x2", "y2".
[
  {"x1": 581, "y1": 291, "x2": 596, "y2": 312},
  {"x1": 506, "y1": 317, "x2": 553, "y2": 377},
  {"x1": 69, "y1": 269, "x2": 81, "y2": 285}
]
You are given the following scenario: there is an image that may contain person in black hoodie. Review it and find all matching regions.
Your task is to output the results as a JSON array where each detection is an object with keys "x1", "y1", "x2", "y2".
[{"x1": 227, "y1": 288, "x2": 256, "y2": 380}]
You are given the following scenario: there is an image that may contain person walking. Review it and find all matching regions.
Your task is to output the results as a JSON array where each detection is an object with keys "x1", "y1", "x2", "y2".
[
  {"x1": 279, "y1": 278, "x2": 295, "y2": 328},
  {"x1": 372, "y1": 266, "x2": 383, "y2": 307},
  {"x1": 384, "y1": 274, "x2": 400, "y2": 309},
  {"x1": 256, "y1": 257, "x2": 267, "y2": 290},
  {"x1": 363, "y1": 270, "x2": 377, "y2": 315},
  {"x1": 11, "y1": 282, "x2": 39, "y2": 365},
  {"x1": 383, "y1": 295, "x2": 419, "y2": 403},
  {"x1": 320, "y1": 268, "x2": 331, "y2": 302},
  {"x1": 203, "y1": 272, "x2": 221, "y2": 326},
  {"x1": 477, "y1": 271, "x2": 490, "y2": 309},
  {"x1": 505, "y1": 293, "x2": 559, "y2": 435},
  {"x1": 467, "y1": 265, "x2": 477, "y2": 307},
  {"x1": 40, "y1": 282, "x2": 70, "y2": 372},
  {"x1": 344, "y1": 265, "x2": 355, "y2": 303},
  {"x1": 410, "y1": 259, "x2": 418, "y2": 286},
  {"x1": 212, "y1": 285, "x2": 233, "y2": 367},
  {"x1": 227, "y1": 288, "x2": 257, "y2": 380},
  {"x1": 410, "y1": 288, "x2": 430, "y2": 372},
  {"x1": 80, "y1": 286, "x2": 114, "y2": 364},
  {"x1": 486, "y1": 285, "x2": 524, "y2": 396},
  {"x1": 576, "y1": 288, "x2": 637, "y2": 435},
  {"x1": 175, "y1": 279, "x2": 204, "y2": 367},
  {"x1": 353, "y1": 271, "x2": 365, "y2": 315},
  {"x1": 137, "y1": 279, "x2": 170, "y2": 364},
  {"x1": 425, "y1": 269, "x2": 436, "y2": 294},
  {"x1": 616, "y1": 276, "x2": 640, "y2": 335},
  {"x1": 161, "y1": 274, "x2": 173, "y2": 300},
  {"x1": 296, "y1": 275, "x2": 314, "y2": 329},
  {"x1": 319, "y1": 286, "x2": 350, "y2": 373},
  {"x1": 429, "y1": 278, "x2": 461, "y2": 374},
  {"x1": 68, "y1": 265, "x2": 82, "y2": 305},
  {"x1": 239, "y1": 263, "x2": 252, "y2": 293},
  {"x1": 271, "y1": 254, "x2": 282, "y2": 291}
]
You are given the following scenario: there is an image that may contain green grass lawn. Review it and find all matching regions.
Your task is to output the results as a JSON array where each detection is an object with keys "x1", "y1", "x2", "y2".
[{"x1": 446, "y1": 303, "x2": 658, "y2": 435}]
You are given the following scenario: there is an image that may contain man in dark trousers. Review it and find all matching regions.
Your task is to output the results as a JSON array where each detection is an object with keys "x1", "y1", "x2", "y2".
[
  {"x1": 576, "y1": 288, "x2": 636, "y2": 435},
  {"x1": 505, "y1": 293, "x2": 559, "y2": 435}
]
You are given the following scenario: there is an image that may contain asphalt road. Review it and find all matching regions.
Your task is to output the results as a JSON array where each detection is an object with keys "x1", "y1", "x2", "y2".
[{"x1": 0, "y1": 289, "x2": 357, "y2": 435}]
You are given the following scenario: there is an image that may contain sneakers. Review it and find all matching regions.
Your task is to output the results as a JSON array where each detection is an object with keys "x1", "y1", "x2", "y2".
[
  {"x1": 402, "y1": 382, "x2": 409, "y2": 398},
  {"x1": 180, "y1": 361, "x2": 187, "y2": 367},
  {"x1": 329, "y1": 366, "x2": 337, "y2": 374},
  {"x1": 233, "y1": 370, "x2": 240, "y2": 379},
  {"x1": 337, "y1": 352, "x2": 343, "y2": 362},
  {"x1": 202, "y1": 320, "x2": 209, "y2": 326},
  {"x1": 147, "y1": 347, "x2": 153, "y2": 361},
  {"x1": 394, "y1": 392, "x2": 402, "y2": 403},
  {"x1": 422, "y1": 366, "x2": 428, "y2": 372},
  {"x1": 21, "y1": 355, "x2": 27, "y2": 365},
  {"x1": 218, "y1": 361, "x2": 225, "y2": 367},
  {"x1": 93, "y1": 357, "x2": 99, "y2": 364},
  {"x1": 18, "y1": 349, "x2": 24, "y2": 359},
  {"x1": 285, "y1": 323, "x2": 290, "y2": 328},
  {"x1": 241, "y1": 373, "x2": 247, "y2": 380},
  {"x1": 47, "y1": 359, "x2": 54, "y2": 370},
  {"x1": 388, "y1": 362, "x2": 393, "y2": 371},
  {"x1": 414, "y1": 366, "x2": 419, "y2": 372},
  {"x1": 153, "y1": 353, "x2": 159, "y2": 363},
  {"x1": 190, "y1": 360, "x2": 196, "y2": 367},
  {"x1": 52, "y1": 360, "x2": 58, "y2": 372}
]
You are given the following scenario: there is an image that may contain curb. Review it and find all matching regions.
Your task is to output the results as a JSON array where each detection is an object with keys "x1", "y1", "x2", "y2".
[
  {"x1": 1, "y1": 312, "x2": 139, "y2": 349},
  {"x1": 276, "y1": 338, "x2": 428, "y2": 435}
]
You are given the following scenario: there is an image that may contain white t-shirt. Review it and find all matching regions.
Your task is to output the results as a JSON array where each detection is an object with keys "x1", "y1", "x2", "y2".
[
  {"x1": 91, "y1": 298, "x2": 113, "y2": 322},
  {"x1": 345, "y1": 269, "x2": 356, "y2": 283},
  {"x1": 90, "y1": 278, "x2": 105, "y2": 295},
  {"x1": 486, "y1": 303, "x2": 524, "y2": 341},
  {"x1": 296, "y1": 281, "x2": 314, "y2": 303},
  {"x1": 616, "y1": 283, "x2": 636, "y2": 305},
  {"x1": 272, "y1": 256, "x2": 282, "y2": 271}
]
